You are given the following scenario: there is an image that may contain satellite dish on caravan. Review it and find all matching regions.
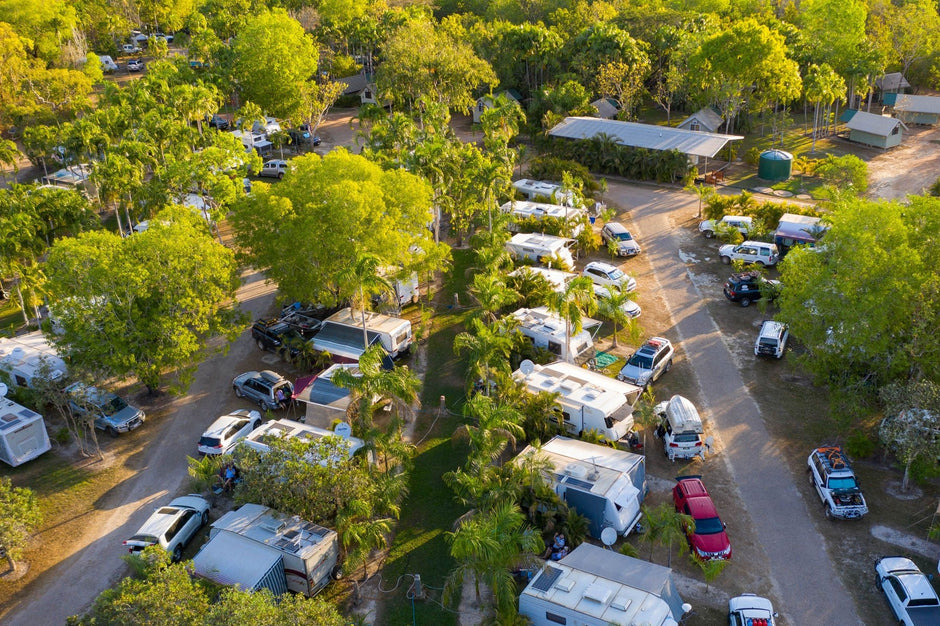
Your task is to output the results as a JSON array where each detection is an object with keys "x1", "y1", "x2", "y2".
[
  {"x1": 333, "y1": 422, "x2": 352, "y2": 439},
  {"x1": 519, "y1": 359, "x2": 535, "y2": 375},
  {"x1": 600, "y1": 526, "x2": 617, "y2": 547},
  {"x1": 0, "y1": 382, "x2": 7, "y2": 397}
]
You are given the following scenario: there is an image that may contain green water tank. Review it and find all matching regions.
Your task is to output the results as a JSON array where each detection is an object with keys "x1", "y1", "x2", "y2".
[{"x1": 757, "y1": 149, "x2": 793, "y2": 182}]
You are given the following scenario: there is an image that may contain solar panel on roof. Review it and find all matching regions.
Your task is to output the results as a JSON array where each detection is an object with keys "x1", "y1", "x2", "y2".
[{"x1": 531, "y1": 565, "x2": 563, "y2": 592}]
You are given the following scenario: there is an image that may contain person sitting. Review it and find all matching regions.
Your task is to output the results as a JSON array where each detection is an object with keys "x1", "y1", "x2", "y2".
[
  {"x1": 222, "y1": 464, "x2": 237, "y2": 492},
  {"x1": 543, "y1": 532, "x2": 567, "y2": 560}
]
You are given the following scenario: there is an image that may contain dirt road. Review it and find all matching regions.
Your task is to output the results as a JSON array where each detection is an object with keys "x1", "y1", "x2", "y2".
[
  {"x1": 866, "y1": 124, "x2": 940, "y2": 199},
  {"x1": 605, "y1": 181, "x2": 862, "y2": 624},
  {"x1": 1, "y1": 269, "x2": 278, "y2": 625}
]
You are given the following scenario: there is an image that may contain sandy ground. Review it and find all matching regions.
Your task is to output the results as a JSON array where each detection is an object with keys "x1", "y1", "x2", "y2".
[{"x1": 866, "y1": 124, "x2": 940, "y2": 199}]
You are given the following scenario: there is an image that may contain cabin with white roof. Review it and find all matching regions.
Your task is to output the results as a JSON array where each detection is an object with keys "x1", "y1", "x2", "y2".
[
  {"x1": 518, "y1": 543, "x2": 690, "y2": 626},
  {"x1": 512, "y1": 359, "x2": 641, "y2": 441},
  {"x1": 514, "y1": 436, "x2": 645, "y2": 538},
  {"x1": 843, "y1": 110, "x2": 905, "y2": 149}
]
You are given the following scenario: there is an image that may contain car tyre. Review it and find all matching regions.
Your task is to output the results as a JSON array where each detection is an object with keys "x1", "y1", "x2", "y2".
[
  {"x1": 277, "y1": 172, "x2": 283, "y2": 180},
  {"x1": 825, "y1": 504, "x2": 834, "y2": 520},
  {"x1": 664, "y1": 359, "x2": 672, "y2": 373},
  {"x1": 740, "y1": 297, "x2": 751, "y2": 307},
  {"x1": 720, "y1": 255, "x2": 731, "y2": 264},
  {"x1": 107, "y1": 426, "x2": 119, "y2": 438},
  {"x1": 234, "y1": 386, "x2": 244, "y2": 398},
  {"x1": 703, "y1": 230, "x2": 714, "y2": 238},
  {"x1": 172, "y1": 545, "x2": 183, "y2": 562},
  {"x1": 201, "y1": 510, "x2": 209, "y2": 526},
  {"x1": 256, "y1": 339, "x2": 266, "y2": 351},
  {"x1": 331, "y1": 564, "x2": 343, "y2": 580}
]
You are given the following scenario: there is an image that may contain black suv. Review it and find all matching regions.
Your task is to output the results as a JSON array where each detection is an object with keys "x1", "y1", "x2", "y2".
[
  {"x1": 250, "y1": 318, "x2": 318, "y2": 356},
  {"x1": 722, "y1": 271, "x2": 781, "y2": 307}
]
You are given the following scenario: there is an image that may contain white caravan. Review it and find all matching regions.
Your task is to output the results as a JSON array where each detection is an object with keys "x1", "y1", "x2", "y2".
[
  {"x1": 512, "y1": 179, "x2": 577, "y2": 206},
  {"x1": 0, "y1": 386, "x2": 51, "y2": 467},
  {"x1": 501, "y1": 200, "x2": 587, "y2": 237},
  {"x1": 0, "y1": 331, "x2": 67, "y2": 389},
  {"x1": 323, "y1": 307, "x2": 412, "y2": 359},
  {"x1": 505, "y1": 233, "x2": 575, "y2": 270},
  {"x1": 511, "y1": 307, "x2": 600, "y2": 365}
]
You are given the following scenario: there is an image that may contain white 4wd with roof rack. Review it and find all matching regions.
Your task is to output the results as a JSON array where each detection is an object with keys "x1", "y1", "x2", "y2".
[
  {"x1": 807, "y1": 446, "x2": 868, "y2": 520},
  {"x1": 617, "y1": 337, "x2": 674, "y2": 388}
]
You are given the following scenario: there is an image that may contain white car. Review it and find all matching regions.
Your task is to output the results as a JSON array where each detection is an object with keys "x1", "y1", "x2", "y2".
[
  {"x1": 875, "y1": 557, "x2": 940, "y2": 625},
  {"x1": 197, "y1": 409, "x2": 262, "y2": 455},
  {"x1": 729, "y1": 594, "x2": 777, "y2": 626},
  {"x1": 581, "y1": 261, "x2": 637, "y2": 292},
  {"x1": 259, "y1": 159, "x2": 289, "y2": 179},
  {"x1": 121, "y1": 43, "x2": 141, "y2": 54},
  {"x1": 601, "y1": 222, "x2": 641, "y2": 256},
  {"x1": 253, "y1": 117, "x2": 281, "y2": 136},
  {"x1": 123, "y1": 495, "x2": 210, "y2": 562},
  {"x1": 592, "y1": 284, "x2": 641, "y2": 319},
  {"x1": 699, "y1": 215, "x2": 753, "y2": 238},
  {"x1": 755, "y1": 320, "x2": 788, "y2": 358},
  {"x1": 718, "y1": 241, "x2": 779, "y2": 266}
]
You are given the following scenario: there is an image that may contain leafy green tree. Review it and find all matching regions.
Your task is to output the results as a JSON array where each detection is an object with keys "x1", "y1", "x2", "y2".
[
  {"x1": 45, "y1": 208, "x2": 244, "y2": 393},
  {"x1": 814, "y1": 154, "x2": 868, "y2": 195},
  {"x1": 803, "y1": 63, "x2": 845, "y2": 152},
  {"x1": 337, "y1": 252, "x2": 392, "y2": 351},
  {"x1": 231, "y1": 9, "x2": 319, "y2": 119},
  {"x1": 468, "y1": 272, "x2": 518, "y2": 323},
  {"x1": 454, "y1": 317, "x2": 517, "y2": 393},
  {"x1": 545, "y1": 276, "x2": 596, "y2": 363},
  {"x1": 0, "y1": 0, "x2": 77, "y2": 65},
  {"x1": 0, "y1": 477, "x2": 42, "y2": 573},
  {"x1": 229, "y1": 150, "x2": 441, "y2": 307},
  {"x1": 453, "y1": 394, "x2": 525, "y2": 465},
  {"x1": 206, "y1": 587, "x2": 349, "y2": 625},
  {"x1": 879, "y1": 380, "x2": 940, "y2": 492},
  {"x1": 594, "y1": 285, "x2": 639, "y2": 349},
  {"x1": 799, "y1": 0, "x2": 868, "y2": 78}
]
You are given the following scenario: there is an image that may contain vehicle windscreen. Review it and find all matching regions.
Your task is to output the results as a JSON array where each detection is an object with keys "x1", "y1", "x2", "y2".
[
  {"x1": 608, "y1": 268, "x2": 625, "y2": 280},
  {"x1": 199, "y1": 436, "x2": 221, "y2": 448},
  {"x1": 829, "y1": 476, "x2": 859, "y2": 490},
  {"x1": 674, "y1": 433, "x2": 701, "y2": 443},
  {"x1": 628, "y1": 354, "x2": 653, "y2": 369},
  {"x1": 615, "y1": 232, "x2": 632, "y2": 241},
  {"x1": 695, "y1": 516, "x2": 724, "y2": 534},
  {"x1": 102, "y1": 395, "x2": 129, "y2": 416}
]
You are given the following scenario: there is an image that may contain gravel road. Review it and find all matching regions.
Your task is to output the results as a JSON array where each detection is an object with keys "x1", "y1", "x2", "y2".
[
  {"x1": 2, "y1": 269, "x2": 277, "y2": 626},
  {"x1": 605, "y1": 181, "x2": 863, "y2": 624}
]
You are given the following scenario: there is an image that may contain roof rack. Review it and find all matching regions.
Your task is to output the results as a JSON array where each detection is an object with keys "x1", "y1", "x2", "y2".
[{"x1": 815, "y1": 446, "x2": 849, "y2": 471}]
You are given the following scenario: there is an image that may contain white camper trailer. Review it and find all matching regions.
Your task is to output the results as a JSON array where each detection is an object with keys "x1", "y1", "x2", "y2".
[
  {"x1": 242, "y1": 418, "x2": 364, "y2": 462},
  {"x1": 0, "y1": 385, "x2": 51, "y2": 467},
  {"x1": 512, "y1": 360, "x2": 642, "y2": 441},
  {"x1": 505, "y1": 233, "x2": 575, "y2": 270},
  {"x1": 515, "y1": 436, "x2": 645, "y2": 537},
  {"x1": 0, "y1": 331, "x2": 67, "y2": 389},
  {"x1": 500, "y1": 200, "x2": 587, "y2": 237},
  {"x1": 512, "y1": 179, "x2": 577, "y2": 206},
  {"x1": 508, "y1": 267, "x2": 577, "y2": 293},
  {"x1": 511, "y1": 307, "x2": 601, "y2": 365},
  {"x1": 518, "y1": 544, "x2": 691, "y2": 626},
  {"x1": 324, "y1": 308, "x2": 412, "y2": 358},
  {"x1": 193, "y1": 503, "x2": 340, "y2": 597}
]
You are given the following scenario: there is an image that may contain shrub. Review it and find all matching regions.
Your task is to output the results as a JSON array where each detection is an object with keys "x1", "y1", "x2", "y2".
[
  {"x1": 745, "y1": 147, "x2": 762, "y2": 166},
  {"x1": 845, "y1": 429, "x2": 876, "y2": 458}
]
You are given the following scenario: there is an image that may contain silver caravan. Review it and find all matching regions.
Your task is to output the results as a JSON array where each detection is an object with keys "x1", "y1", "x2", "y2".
[
  {"x1": 505, "y1": 234, "x2": 575, "y2": 270},
  {"x1": 512, "y1": 359, "x2": 642, "y2": 441},
  {"x1": 0, "y1": 331, "x2": 67, "y2": 390},
  {"x1": 0, "y1": 390, "x2": 51, "y2": 467},
  {"x1": 511, "y1": 307, "x2": 600, "y2": 365},
  {"x1": 500, "y1": 200, "x2": 587, "y2": 237},
  {"x1": 193, "y1": 503, "x2": 340, "y2": 597},
  {"x1": 512, "y1": 179, "x2": 577, "y2": 206},
  {"x1": 323, "y1": 308, "x2": 412, "y2": 359},
  {"x1": 515, "y1": 436, "x2": 645, "y2": 538}
]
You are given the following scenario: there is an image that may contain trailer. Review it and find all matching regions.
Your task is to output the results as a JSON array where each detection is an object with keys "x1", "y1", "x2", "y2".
[
  {"x1": 500, "y1": 200, "x2": 587, "y2": 236},
  {"x1": 0, "y1": 387, "x2": 51, "y2": 467},
  {"x1": 512, "y1": 359, "x2": 642, "y2": 441},
  {"x1": 323, "y1": 307, "x2": 412, "y2": 359},
  {"x1": 193, "y1": 503, "x2": 340, "y2": 597},
  {"x1": 0, "y1": 330, "x2": 68, "y2": 389},
  {"x1": 774, "y1": 213, "x2": 827, "y2": 255},
  {"x1": 519, "y1": 544, "x2": 690, "y2": 626},
  {"x1": 515, "y1": 436, "x2": 646, "y2": 538},
  {"x1": 511, "y1": 308, "x2": 601, "y2": 365},
  {"x1": 308, "y1": 322, "x2": 386, "y2": 363}
]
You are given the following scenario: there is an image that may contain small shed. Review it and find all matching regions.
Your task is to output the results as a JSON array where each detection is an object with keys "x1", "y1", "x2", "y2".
[
  {"x1": 590, "y1": 98, "x2": 621, "y2": 120},
  {"x1": 472, "y1": 90, "x2": 521, "y2": 124},
  {"x1": 874, "y1": 72, "x2": 911, "y2": 98},
  {"x1": 843, "y1": 110, "x2": 905, "y2": 149},
  {"x1": 676, "y1": 107, "x2": 724, "y2": 133},
  {"x1": 891, "y1": 94, "x2": 940, "y2": 125}
]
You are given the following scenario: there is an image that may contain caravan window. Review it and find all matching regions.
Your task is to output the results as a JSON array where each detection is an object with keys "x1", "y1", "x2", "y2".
[
  {"x1": 547, "y1": 341, "x2": 562, "y2": 356},
  {"x1": 545, "y1": 613, "x2": 567, "y2": 625}
]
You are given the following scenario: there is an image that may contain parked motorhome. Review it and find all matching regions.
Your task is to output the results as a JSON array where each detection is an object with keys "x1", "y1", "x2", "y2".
[
  {"x1": 500, "y1": 200, "x2": 587, "y2": 236},
  {"x1": 515, "y1": 436, "x2": 645, "y2": 538},
  {"x1": 323, "y1": 308, "x2": 412, "y2": 358},
  {"x1": 0, "y1": 331, "x2": 67, "y2": 389},
  {"x1": 193, "y1": 503, "x2": 340, "y2": 597},
  {"x1": 511, "y1": 307, "x2": 601, "y2": 365},
  {"x1": 512, "y1": 359, "x2": 642, "y2": 441},
  {"x1": 505, "y1": 233, "x2": 575, "y2": 269},
  {"x1": 518, "y1": 543, "x2": 691, "y2": 626},
  {"x1": 241, "y1": 418, "x2": 364, "y2": 461},
  {"x1": 0, "y1": 387, "x2": 51, "y2": 467},
  {"x1": 512, "y1": 179, "x2": 576, "y2": 206}
]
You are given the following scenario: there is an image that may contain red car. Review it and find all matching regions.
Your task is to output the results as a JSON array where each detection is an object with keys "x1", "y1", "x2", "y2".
[{"x1": 672, "y1": 476, "x2": 731, "y2": 561}]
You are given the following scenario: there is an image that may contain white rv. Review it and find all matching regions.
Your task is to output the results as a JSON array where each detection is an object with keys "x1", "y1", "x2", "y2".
[
  {"x1": 518, "y1": 543, "x2": 691, "y2": 626},
  {"x1": 377, "y1": 267, "x2": 420, "y2": 308},
  {"x1": 511, "y1": 307, "x2": 600, "y2": 365},
  {"x1": 0, "y1": 331, "x2": 67, "y2": 389},
  {"x1": 0, "y1": 388, "x2": 51, "y2": 467},
  {"x1": 505, "y1": 233, "x2": 575, "y2": 270},
  {"x1": 512, "y1": 179, "x2": 577, "y2": 206},
  {"x1": 500, "y1": 200, "x2": 587, "y2": 237},
  {"x1": 193, "y1": 503, "x2": 340, "y2": 597},
  {"x1": 324, "y1": 307, "x2": 412, "y2": 359},
  {"x1": 242, "y1": 418, "x2": 365, "y2": 462},
  {"x1": 512, "y1": 360, "x2": 642, "y2": 441},
  {"x1": 508, "y1": 267, "x2": 576, "y2": 293},
  {"x1": 515, "y1": 436, "x2": 645, "y2": 538}
]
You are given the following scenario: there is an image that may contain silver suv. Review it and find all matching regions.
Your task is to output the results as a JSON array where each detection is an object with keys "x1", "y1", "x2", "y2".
[
  {"x1": 65, "y1": 382, "x2": 145, "y2": 437},
  {"x1": 232, "y1": 370, "x2": 293, "y2": 411},
  {"x1": 601, "y1": 222, "x2": 641, "y2": 257},
  {"x1": 807, "y1": 446, "x2": 868, "y2": 520},
  {"x1": 123, "y1": 495, "x2": 209, "y2": 562},
  {"x1": 617, "y1": 337, "x2": 674, "y2": 388}
]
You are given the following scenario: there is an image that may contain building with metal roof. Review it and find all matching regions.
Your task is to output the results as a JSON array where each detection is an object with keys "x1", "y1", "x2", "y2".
[
  {"x1": 518, "y1": 543, "x2": 690, "y2": 626},
  {"x1": 548, "y1": 117, "x2": 742, "y2": 159},
  {"x1": 676, "y1": 107, "x2": 724, "y2": 133},
  {"x1": 842, "y1": 110, "x2": 905, "y2": 149},
  {"x1": 590, "y1": 98, "x2": 621, "y2": 120},
  {"x1": 891, "y1": 94, "x2": 940, "y2": 125}
]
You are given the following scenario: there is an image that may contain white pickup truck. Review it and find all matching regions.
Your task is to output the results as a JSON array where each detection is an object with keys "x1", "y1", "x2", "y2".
[{"x1": 875, "y1": 557, "x2": 940, "y2": 626}]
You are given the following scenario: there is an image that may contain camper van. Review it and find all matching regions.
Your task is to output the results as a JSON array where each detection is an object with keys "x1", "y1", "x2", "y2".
[
  {"x1": 515, "y1": 436, "x2": 646, "y2": 538},
  {"x1": 0, "y1": 386, "x2": 51, "y2": 467},
  {"x1": 774, "y1": 213, "x2": 827, "y2": 255},
  {"x1": 241, "y1": 418, "x2": 365, "y2": 462},
  {"x1": 512, "y1": 360, "x2": 642, "y2": 442},
  {"x1": 500, "y1": 201, "x2": 586, "y2": 237},
  {"x1": 193, "y1": 503, "x2": 340, "y2": 597},
  {"x1": 512, "y1": 179, "x2": 577, "y2": 206},
  {"x1": 505, "y1": 233, "x2": 574, "y2": 270},
  {"x1": 323, "y1": 308, "x2": 412, "y2": 359},
  {"x1": 0, "y1": 331, "x2": 67, "y2": 389},
  {"x1": 511, "y1": 307, "x2": 600, "y2": 365}
]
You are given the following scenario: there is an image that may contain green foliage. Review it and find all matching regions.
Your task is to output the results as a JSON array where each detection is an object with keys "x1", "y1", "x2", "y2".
[
  {"x1": 814, "y1": 154, "x2": 869, "y2": 195},
  {"x1": 0, "y1": 477, "x2": 42, "y2": 568},
  {"x1": 524, "y1": 157, "x2": 603, "y2": 199},
  {"x1": 744, "y1": 146, "x2": 762, "y2": 166},
  {"x1": 187, "y1": 454, "x2": 226, "y2": 493},
  {"x1": 844, "y1": 428, "x2": 876, "y2": 459},
  {"x1": 45, "y1": 210, "x2": 244, "y2": 393},
  {"x1": 545, "y1": 135, "x2": 693, "y2": 184},
  {"x1": 561, "y1": 509, "x2": 590, "y2": 548}
]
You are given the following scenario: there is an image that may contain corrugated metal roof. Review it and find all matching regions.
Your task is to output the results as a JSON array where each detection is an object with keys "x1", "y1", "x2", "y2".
[
  {"x1": 875, "y1": 72, "x2": 910, "y2": 92},
  {"x1": 548, "y1": 117, "x2": 742, "y2": 158},
  {"x1": 893, "y1": 94, "x2": 940, "y2": 114},
  {"x1": 845, "y1": 110, "x2": 904, "y2": 136}
]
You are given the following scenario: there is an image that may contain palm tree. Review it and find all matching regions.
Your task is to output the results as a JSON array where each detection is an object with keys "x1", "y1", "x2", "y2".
[
  {"x1": 332, "y1": 344, "x2": 421, "y2": 434},
  {"x1": 506, "y1": 267, "x2": 554, "y2": 309},
  {"x1": 453, "y1": 394, "x2": 525, "y2": 465},
  {"x1": 453, "y1": 317, "x2": 516, "y2": 393},
  {"x1": 336, "y1": 253, "x2": 392, "y2": 351},
  {"x1": 642, "y1": 503, "x2": 693, "y2": 567},
  {"x1": 469, "y1": 272, "x2": 518, "y2": 323},
  {"x1": 685, "y1": 183, "x2": 715, "y2": 219},
  {"x1": 594, "y1": 286, "x2": 640, "y2": 349},
  {"x1": 545, "y1": 276, "x2": 596, "y2": 363},
  {"x1": 336, "y1": 498, "x2": 393, "y2": 580}
]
